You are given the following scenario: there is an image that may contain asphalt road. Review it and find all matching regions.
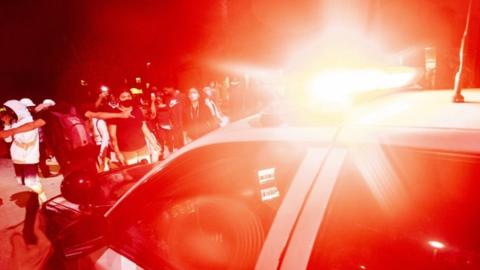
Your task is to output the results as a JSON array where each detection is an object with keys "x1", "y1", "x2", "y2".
[{"x1": 0, "y1": 158, "x2": 62, "y2": 269}]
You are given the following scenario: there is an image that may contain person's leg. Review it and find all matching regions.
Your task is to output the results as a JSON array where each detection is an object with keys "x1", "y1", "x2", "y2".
[
  {"x1": 22, "y1": 192, "x2": 39, "y2": 244},
  {"x1": 165, "y1": 129, "x2": 174, "y2": 154},
  {"x1": 12, "y1": 164, "x2": 40, "y2": 244},
  {"x1": 13, "y1": 164, "x2": 24, "y2": 185},
  {"x1": 96, "y1": 145, "x2": 109, "y2": 172},
  {"x1": 38, "y1": 143, "x2": 51, "y2": 177},
  {"x1": 171, "y1": 127, "x2": 178, "y2": 150},
  {"x1": 24, "y1": 164, "x2": 47, "y2": 203},
  {"x1": 176, "y1": 128, "x2": 184, "y2": 148},
  {"x1": 147, "y1": 139, "x2": 160, "y2": 163},
  {"x1": 159, "y1": 128, "x2": 172, "y2": 159},
  {"x1": 157, "y1": 129, "x2": 165, "y2": 156}
]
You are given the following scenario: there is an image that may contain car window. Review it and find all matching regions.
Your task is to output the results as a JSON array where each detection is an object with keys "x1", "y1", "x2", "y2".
[
  {"x1": 307, "y1": 146, "x2": 480, "y2": 270},
  {"x1": 109, "y1": 142, "x2": 308, "y2": 269}
]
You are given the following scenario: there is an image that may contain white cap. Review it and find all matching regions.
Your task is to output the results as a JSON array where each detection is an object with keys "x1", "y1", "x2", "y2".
[
  {"x1": 42, "y1": 99, "x2": 56, "y2": 106},
  {"x1": 20, "y1": 98, "x2": 36, "y2": 107}
]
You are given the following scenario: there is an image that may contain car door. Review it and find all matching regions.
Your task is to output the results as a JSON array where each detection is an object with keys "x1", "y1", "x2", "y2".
[
  {"x1": 105, "y1": 141, "x2": 326, "y2": 269},
  {"x1": 284, "y1": 143, "x2": 480, "y2": 270}
]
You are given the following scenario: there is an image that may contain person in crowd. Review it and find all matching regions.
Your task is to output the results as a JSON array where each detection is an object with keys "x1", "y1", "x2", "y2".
[
  {"x1": 203, "y1": 86, "x2": 229, "y2": 127},
  {"x1": 32, "y1": 100, "x2": 57, "y2": 176},
  {"x1": 92, "y1": 116, "x2": 110, "y2": 172},
  {"x1": 140, "y1": 93, "x2": 161, "y2": 162},
  {"x1": 41, "y1": 98, "x2": 56, "y2": 109},
  {"x1": 163, "y1": 86, "x2": 185, "y2": 150},
  {"x1": 7, "y1": 98, "x2": 51, "y2": 245},
  {"x1": 107, "y1": 89, "x2": 159, "y2": 165},
  {"x1": 89, "y1": 91, "x2": 121, "y2": 171},
  {"x1": 0, "y1": 99, "x2": 56, "y2": 141},
  {"x1": 20, "y1": 98, "x2": 55, "y2": 177},
  {"x1": 183, "y1": 88, "x2": 217, "y2": 142},
  {"x1": 0, "y1": 100, "x2": 100, "y2": 176},
  {"x1": 227, "y1": 75, "x2": 246, "y2": 121},
  {"x1": 94, "y1": 90, "x2": 116, "y2": 110},
  {"x1": 153, "y1": 94, "x2": 173, "y2": 159},
  {"x1": 1, "y1": 100, "x2": 47, "y2": 203},
  {"x1": 20, "y1": 98, "x2": 36, "y2": 112},
  {"x1": 85, "y1": 98, "x2": 137, "y2": 170}
]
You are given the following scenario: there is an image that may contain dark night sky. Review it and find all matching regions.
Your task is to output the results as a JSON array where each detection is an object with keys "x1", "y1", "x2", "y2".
[{"x1": 1, "y1": 0, "x2": 479, "y2": 103}]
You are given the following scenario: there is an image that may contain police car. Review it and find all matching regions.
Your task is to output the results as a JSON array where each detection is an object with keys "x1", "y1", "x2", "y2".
[{"x1": 42, "y1": 82, "x2": 480, "y2": 269}]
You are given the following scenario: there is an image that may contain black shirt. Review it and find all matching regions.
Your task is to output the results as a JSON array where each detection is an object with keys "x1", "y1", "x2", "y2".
[
  {"x1": 108, "y1": 107, "x2": 146, "y2": 152},
  {"x1": 183, "y1": 102, "x2": 216, "y2": 140},
  {"x1": 33, "y1": 109, "x2": 53, "y2": 144}
]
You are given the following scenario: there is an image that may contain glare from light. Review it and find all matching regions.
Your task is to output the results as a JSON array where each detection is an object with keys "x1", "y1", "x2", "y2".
[
  {"x1": 307, "y1": 67, "x2": 418, "y2": 111},
  {"x1": 130, "y1": 88, "x2": 143, "y2": 95},
  {"x1": 428, "y1": 240, "x2": 445, "y2": 249},
  {"x1": 352, "y1": 99, "x2": 411, "y2": 125},
  {"x1": 100, "y1": 85, "x2": 109, "y2": 92},
  {"x1": 348, "y1": 140, "x2": 407, "y2": 212}
]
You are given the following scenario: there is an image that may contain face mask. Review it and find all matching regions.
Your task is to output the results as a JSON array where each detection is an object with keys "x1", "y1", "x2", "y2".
[
  {"x1": 189, "y1": 93, "x2": 199, "y2": 101},
  {"x1": 120, "y1": 99, "x2": 133, "y2": 107}
]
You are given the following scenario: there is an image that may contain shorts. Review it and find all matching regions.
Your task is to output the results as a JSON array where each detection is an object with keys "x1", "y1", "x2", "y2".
[
  {"x1": 121, "y1": 146, "x2": 150, "y2": 165},
  {"x1": 13, "y1": 164, "x2": 41, "y2": 189}
]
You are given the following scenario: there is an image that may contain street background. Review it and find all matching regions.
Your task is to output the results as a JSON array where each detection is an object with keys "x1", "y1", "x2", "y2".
[{"x1": 0, "y1": 157, "x2": 62, "y2": 269}]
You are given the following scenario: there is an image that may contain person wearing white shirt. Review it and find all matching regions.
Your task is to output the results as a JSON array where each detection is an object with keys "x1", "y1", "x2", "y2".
[{"x1": 1, "y1": 100, "x2": 46, "y2": 203}]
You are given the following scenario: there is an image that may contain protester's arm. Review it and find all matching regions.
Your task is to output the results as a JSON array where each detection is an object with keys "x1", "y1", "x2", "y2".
[
  {"x1": 142, "y1": 122, "x2": 160, "y2": 151},
  {"x1": 203, "y1": 104, "x2": 218, "y2": 130},
  {"x1": 150, "y1": 94, "x2": 157, "y2": 119},
  {"x1": 0, "y1": 119, "x2": 45, "y2": 139},
  {"x1": 95, "y1": 92, "x2": 108, "y2": 109},
  {"x1": 85, "y1": 111, "x2": 132, "y2": 120},
  {"x1": 13, "y1": 125, "x2": 38, "y2": 147},
  {"x1": 108, "y1": 124, "x2": 125, "y2": 165},
  {"x1": 2, "y1": 124, "x2": 13, "y2": 143},
  {"x1": 181, "y1": 110, "x2": 191, "y2": 144},
  {"x1": 204, "y1": 99, "x2": 215, "y2": 117},
  {"x1": 97, "y1": 120, "x2": 110, "y2": 156}
]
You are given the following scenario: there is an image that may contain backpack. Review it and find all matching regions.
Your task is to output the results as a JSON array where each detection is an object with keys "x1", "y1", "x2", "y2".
[
  {"x1": 50, "y1": 111, "x2": 94, "y2": 151},
  {"x1": 48, "y1": 107, "x2": 96, "y2": 175}
]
